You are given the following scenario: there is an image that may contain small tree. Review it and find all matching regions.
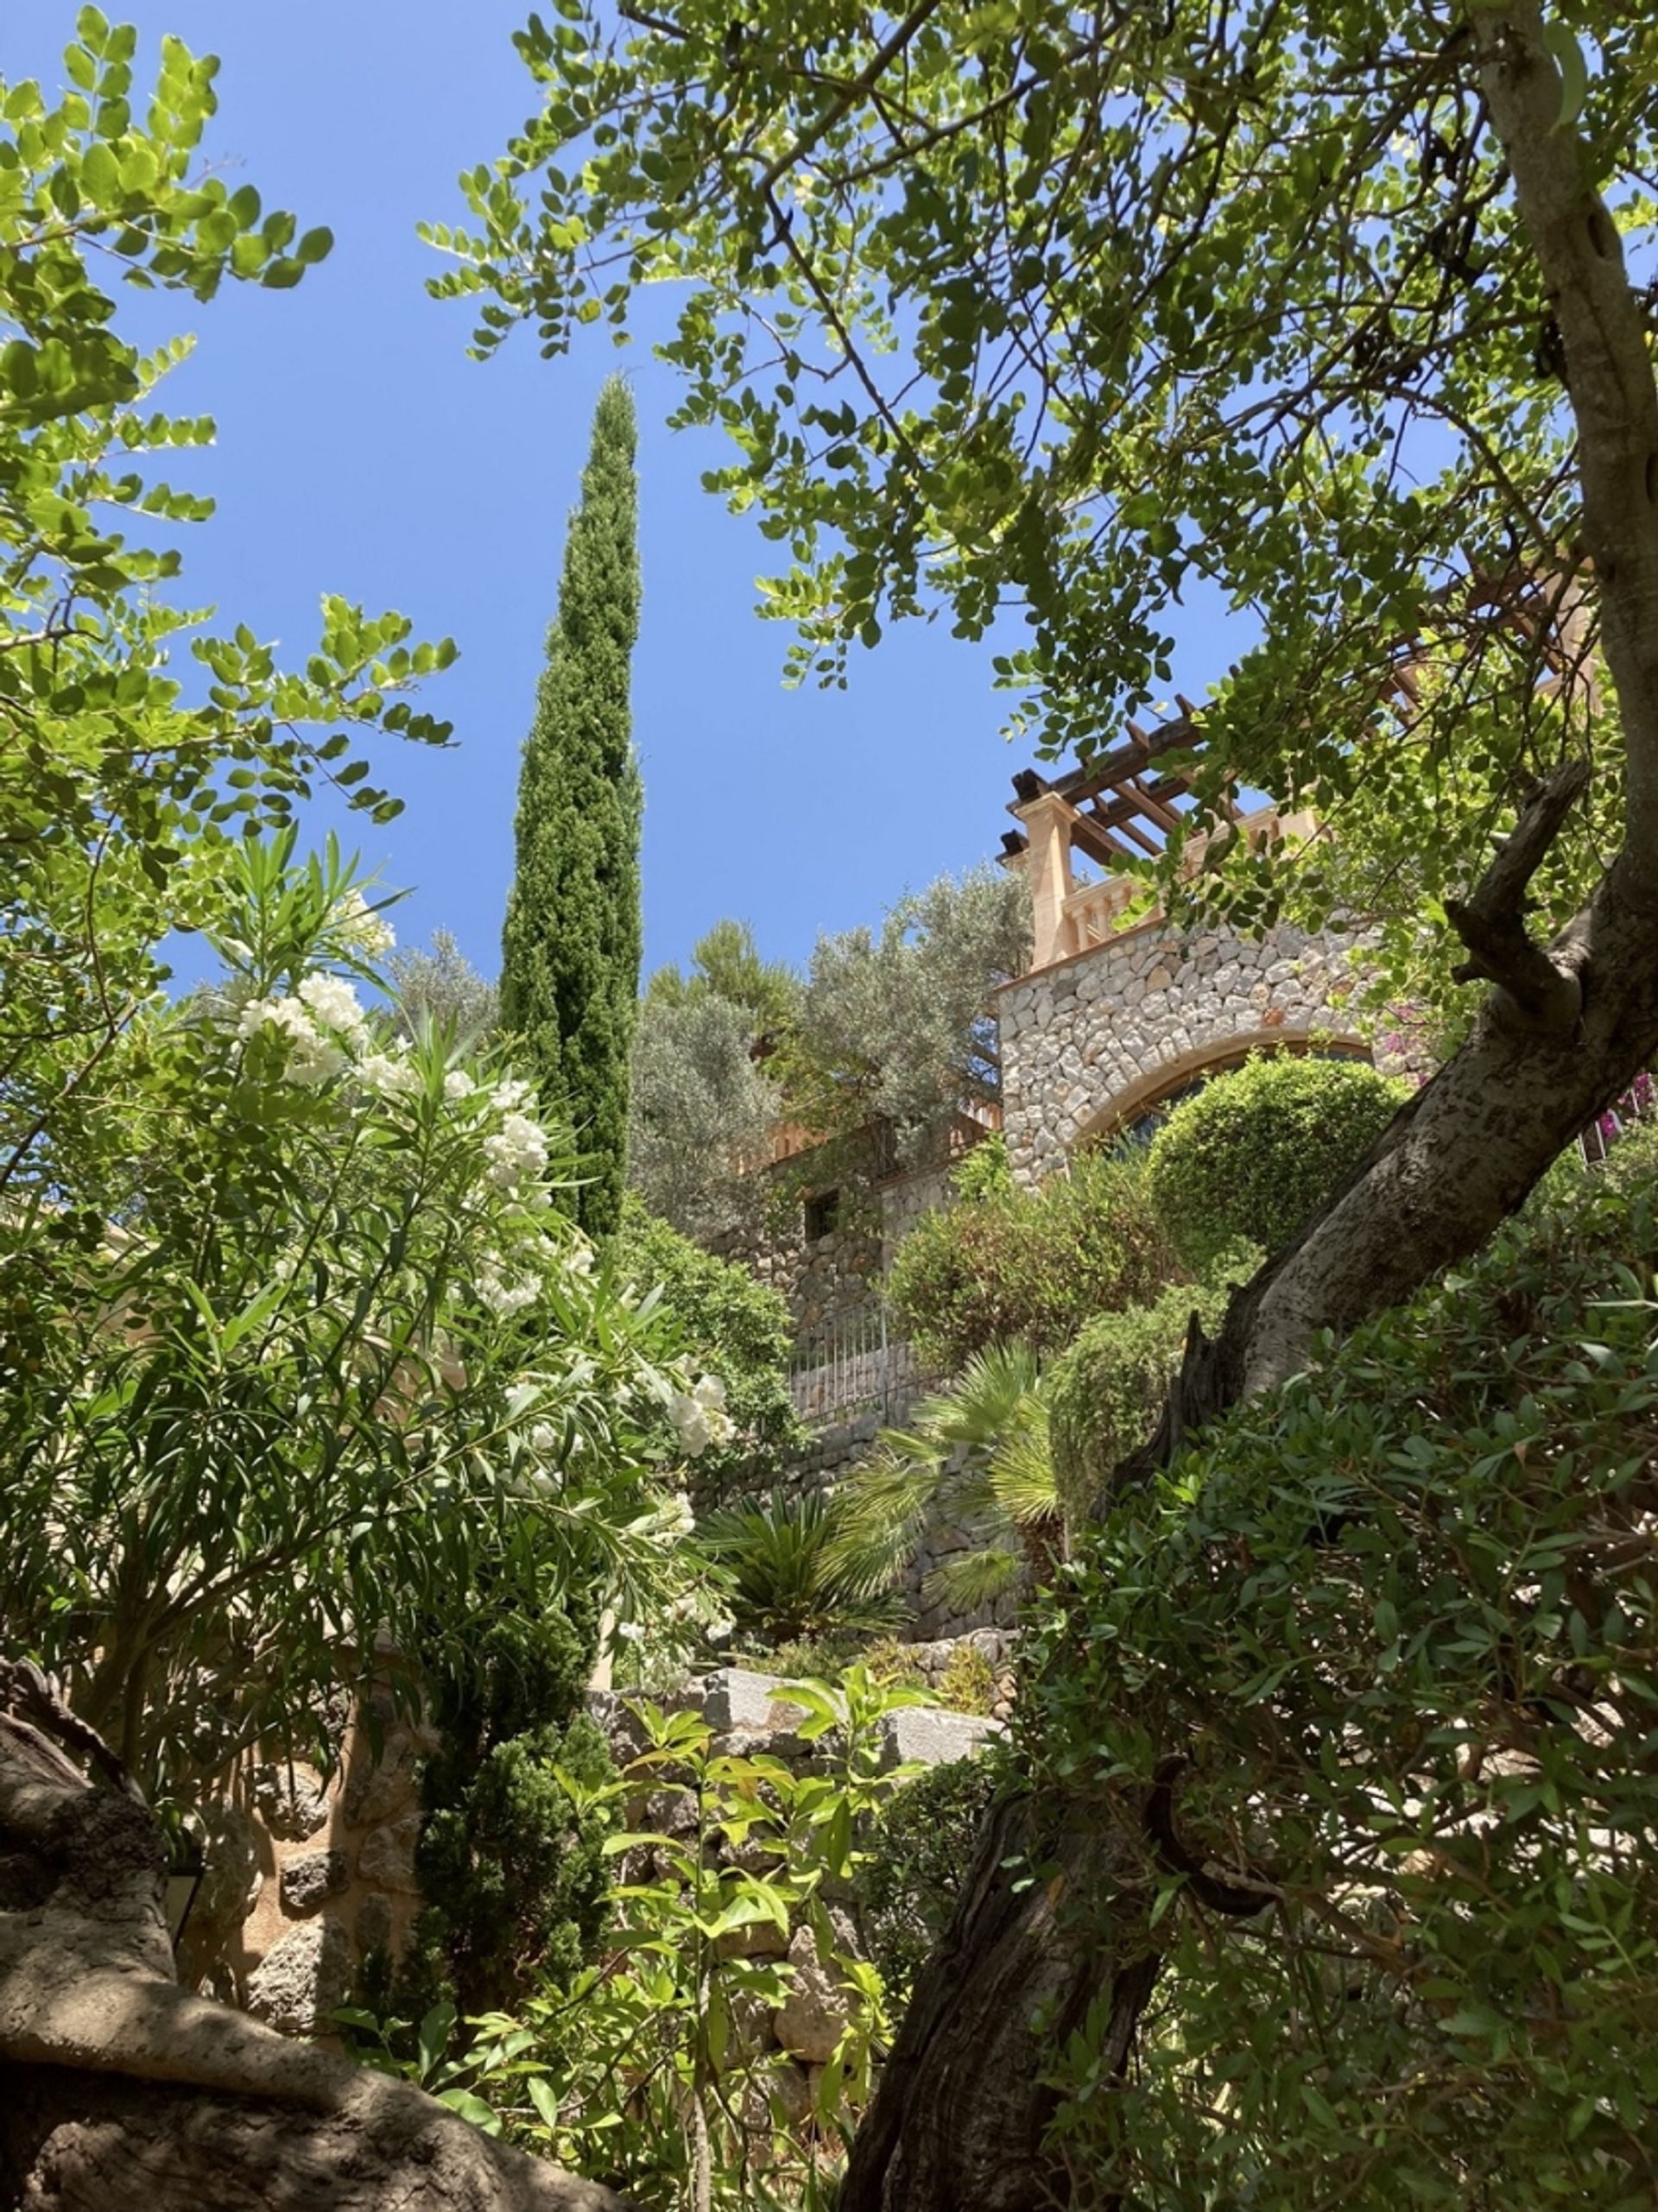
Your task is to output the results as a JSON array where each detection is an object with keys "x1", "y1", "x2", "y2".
[
  {"x1": 782, "y1": 865, "x2": 1031, "y2": 1160},
  {"x1": 499, "y1": 376, "x2": 642, "y2": 1239},
  {"x1": 389, "y1": 927, "x2": 499, "y2": 1044}
]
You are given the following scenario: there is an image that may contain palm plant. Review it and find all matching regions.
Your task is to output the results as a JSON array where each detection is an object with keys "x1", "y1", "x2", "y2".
[
  {"x1": 832, "y1": 1343, "x2": 1060, "y2": 1621},
  {"x1": 698, "y1": 1488, "x2": 904, "y2": 1648}
]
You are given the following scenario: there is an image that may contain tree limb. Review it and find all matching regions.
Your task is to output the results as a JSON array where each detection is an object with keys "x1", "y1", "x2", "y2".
[
  {"x1": 1443, "y1": 756, "x2": 1592, "y2": 1033},
  {"x1": 1476, "y1": 3, "x2": 1658, "y2": 901},
  {"x1": 0, "y1": 1697, "x2": 632, "y2": 2212}
]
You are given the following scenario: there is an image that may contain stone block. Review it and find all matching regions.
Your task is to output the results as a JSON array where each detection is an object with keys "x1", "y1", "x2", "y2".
[
  {"x1": 281, "y1": 1849, "x2": 351, "y2": 1916},
  {"x1": 877, "y1": 1706, "x2": 1005, "y2": 1772},
  {"x1": 249, "y1": 1760, "x2": 329, "y2": 1842},
  {"x1": 699, "y1": 1669, "x2": 809, "y2": 1735},
  {"x1": 357, "y1": 1893, "x2": 393, "y2": 1956},
  {"x1": 771, "y1": 1926, "x2": 852, "y2": 2064},
  {"x1": 245, "y1": 1916, "x2": 352, "y2": 2036},
  {"x1": 355, "y1": 1811, "x2": 423, "y2": 1893}
]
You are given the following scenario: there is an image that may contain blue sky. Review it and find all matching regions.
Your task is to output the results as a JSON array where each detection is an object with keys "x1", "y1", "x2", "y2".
[{"x1": 9, "y1": 3, "x2": 1238, "y2": 983}]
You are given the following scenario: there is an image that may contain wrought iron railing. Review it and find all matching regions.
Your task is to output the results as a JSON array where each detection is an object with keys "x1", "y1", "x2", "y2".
[{"x1": 787, "y1": 1307, "x2": 934, "y2": 1425}]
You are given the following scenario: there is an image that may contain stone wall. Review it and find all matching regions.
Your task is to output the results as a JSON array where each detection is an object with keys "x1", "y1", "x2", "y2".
[
  {"x1": 997, "y1": 916, "x2": 1371, "y2": 1183},
  {"x1": 180, "y1": 1689, "x2": 435, "y2": 2035}
]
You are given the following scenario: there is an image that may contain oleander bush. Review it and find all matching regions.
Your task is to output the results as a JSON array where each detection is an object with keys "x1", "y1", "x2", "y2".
[{"x1": 616, "y1": 1191, "x2": 806, "y2": 1506}]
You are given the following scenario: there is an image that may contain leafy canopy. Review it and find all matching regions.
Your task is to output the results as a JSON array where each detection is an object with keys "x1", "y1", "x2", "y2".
[
  {"x1": 1, "y1": 16, "x2": 456, "y2": 1205},
  {"x1": 432, "y1": 0, "x2": 1655, "y2": 975}
]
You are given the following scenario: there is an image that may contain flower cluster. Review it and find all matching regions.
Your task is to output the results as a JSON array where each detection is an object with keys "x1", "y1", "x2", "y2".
[
  {"x1": 358, "y1": 1050, "x2": 422, "y2": 1100},
  {"x1": 478, "y1": 1255, "x2": 540, "y2": 1317},
  {"x1": 483, "y1": 1111, "x2": 549, "y2": 1191},
  {"x1": 235, "y1": 974, "x2": 370, "y2": 1088},
  {"x1": 336, "y1": 887, "x2": 396, "y2": 958},
  {"x1": 668, "y1": 1374, "x2": 734, "y2": 1458}
]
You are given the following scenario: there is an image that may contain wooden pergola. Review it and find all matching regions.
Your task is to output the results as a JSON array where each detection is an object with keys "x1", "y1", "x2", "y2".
[{"x1": 998, "y1": 697, "x2": 1214, "y2": 874}]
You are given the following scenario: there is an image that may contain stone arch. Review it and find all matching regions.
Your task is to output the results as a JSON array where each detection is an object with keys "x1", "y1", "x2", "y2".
[
  {"x1": 996, "y1": 916, "x2": 1375, "y2": 1184},
  {"x1": 1072, "y1": 1027, "x2": 1374, "y2": 1151}
]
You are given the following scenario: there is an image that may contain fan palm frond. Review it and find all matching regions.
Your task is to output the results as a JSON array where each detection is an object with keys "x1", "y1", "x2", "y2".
[{"x1": 921, "y1": 1546, "x2": 1025, "y2": 1615}]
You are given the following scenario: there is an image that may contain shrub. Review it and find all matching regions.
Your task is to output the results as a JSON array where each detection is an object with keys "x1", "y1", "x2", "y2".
[
  {"x1": 857, "y1": 1755, "x2": 1003, "y2": 2000},
  {"x1": 1028, "y1": 1164, "x2": 1658, "y2": 2205},
  {"x1": 1047, "y1": 1275, "x2": 1235, "y2": 1528},
  {"x1": 1144, "y1": 1051, "x2": 1406, "y2": 1273},
  {"x1": 616, "y1": 1191, "x2": 806, "y2": 1505},
  {"x1": 935, "y1": 1642, "x2": 997, "y2": 1716},
  {"x1": 889, "y1": 1143, "x2": 1180, "y2": 1375},
  {"x1": 393, "y1": 1605, "x2": 616, "y2": 2022},
  {"x1": 699, "y1": 1488, "x2": 904, "y2": 1646}
]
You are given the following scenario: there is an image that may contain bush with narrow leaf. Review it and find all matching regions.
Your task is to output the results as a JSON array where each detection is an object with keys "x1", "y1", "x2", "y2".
[
  {"x1": 889, "y1": 1139, "x2": 1180, "y2": 1376},
  {"x1": 1027, "y1": 1160, "x2": 1658, "y2": 2206}
]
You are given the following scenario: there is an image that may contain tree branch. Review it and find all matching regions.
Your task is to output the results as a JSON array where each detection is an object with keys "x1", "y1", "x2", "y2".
[
  {"x1": 1444, "y1": 756, "x2": 1592, "y2": 1033},
  {"x1": 1476, "y1": 3, "x2": 1658, "y2": 900}
]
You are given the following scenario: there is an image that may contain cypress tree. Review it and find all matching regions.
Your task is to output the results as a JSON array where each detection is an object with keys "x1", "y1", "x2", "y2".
[{"x1": 500, "y1": 376, "x2": 642, "y2": 1238}]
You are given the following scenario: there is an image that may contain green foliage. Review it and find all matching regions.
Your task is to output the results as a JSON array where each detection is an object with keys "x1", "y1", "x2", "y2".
[
  {"x1": 775, "y1": 865, "x2": 1032, "y2": 1160},
  {"x1": 1047, "y1": 1276, "x2": 1234, "y2": 1530},
  {"x1": 700, "y1": 1488, "x2": 904, "y2": 1647},
  {"x1": 354, "y1": 1669, "x2": 924, "y2": 2209},
  {"x1": 838, "y1": 1341, "x2": 1059, "y2": 1619},
  {"x1": 857, "y1": 1755, "x2": 1001, "y2": 2000},
  {"x1": 388, "y1": 927, "x2": 499, "y2": 1046},
  {"x1": 644, "y1": 918, "x2": 799, "y2": 1039},
  {"x1": 1145, "y1": 1053, "x2": 1408, "y2": 1273},
  {"x1": 934, "y1": 1641, "x2": 997, "y2": 1718},
  {"x1": 499, "y1": 375, "x2": 642, "y2": 1240},
  {"x1": 1025, "y1": 1165, "x2": 1658, "y2": 2205},
  {"x1": 0, "y1": 836, "x2": 707, "y2": 1797},
  {"x1": 433, "y1": 0, "x2": 1649, "y2": 982},
  {"x1": 1, "y1": 27, "x2": 455, "y2": 1223},
  {"x1": 889, "y1": 1145, "x2": 1180, "y2": 1375},
  {"x1": 615, "y1": 1192, "x2": 806, "y2": 1502},
  {"x1": 397, "y1": 1605, "x2": 615, "y2": 2021},
  {"x1": 628, "y1": 987, "x2": 784, "y2": 1242}
]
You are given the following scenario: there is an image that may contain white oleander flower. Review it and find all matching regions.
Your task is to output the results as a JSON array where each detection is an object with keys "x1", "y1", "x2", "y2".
[
  {"x1": 296, "y1": 970, "x2": 369, "y2": 1043},
  {"x1": 706, "y1": 1618, "x2": 734, "y2": 1644},
  {"x1": 483, "y1": 1111, "x2": 549, "y2": 1189},
  {"x1": 668, "y1": 1394, "x2": 712, "y2": 1456},
  {"x1": 566, "y1": 1240, "x2": 595, "y2": 1278},
  {"x1": 616, "y1": 1620, "x2": 646, "y2": 1643},
  {"x1": 478, "y1": 1265, "x2": 538, "y2": 1317},
  {"x1": 491, "y1": 1076, "x2": 533, "y2": 1113},
  {"x1": 337, "y1": 888, "x2": 396, "y2": 957},
  {"x1": 358, "y1": 1051, "x2": 421, "y2": 1099},
  {"x1": 443, "y1": 1069, "x2": 476, "y2": 1102},
  {"x1": 236, "y1": 995, "x2": 348, "y2": 1086},
  {"x1": 528, "y1": 1421, "x2": 558, "y2": 1453},
  {"x1": 692, "y1": 1375, "x2": 727, "y2": 1412}
]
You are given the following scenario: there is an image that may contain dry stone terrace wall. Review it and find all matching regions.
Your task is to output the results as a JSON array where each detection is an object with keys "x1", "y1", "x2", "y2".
[
  {"x1": 997, "y1": 915, "x2": 1371, "y2": 1183},
  {"x1": 180, "y1": 1689, "x2": 436, "y2": 2035}
]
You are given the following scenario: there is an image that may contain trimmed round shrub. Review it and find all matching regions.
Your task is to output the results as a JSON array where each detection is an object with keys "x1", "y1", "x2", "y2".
[
  {"x1": 889, "y1": 1141, "x2": 1180, "y2": 1376},
  {"x1": 1047, "y1": 1275, "x2": 1234, "y2": 1528},
  {"x1": 1144, "y1": 1052, "x2": 1406, "y2": 1272}
]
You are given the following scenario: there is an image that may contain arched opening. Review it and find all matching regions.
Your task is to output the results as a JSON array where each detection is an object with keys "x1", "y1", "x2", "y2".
[{"x1": 1074, "y1": 1029, "x2": 1374, "y2": 1151}]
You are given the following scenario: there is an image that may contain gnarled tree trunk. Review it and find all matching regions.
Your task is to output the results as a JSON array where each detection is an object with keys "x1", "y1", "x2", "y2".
[{"x1": 0, "y1": 1682, "x2": 630, "y2": 2212}]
